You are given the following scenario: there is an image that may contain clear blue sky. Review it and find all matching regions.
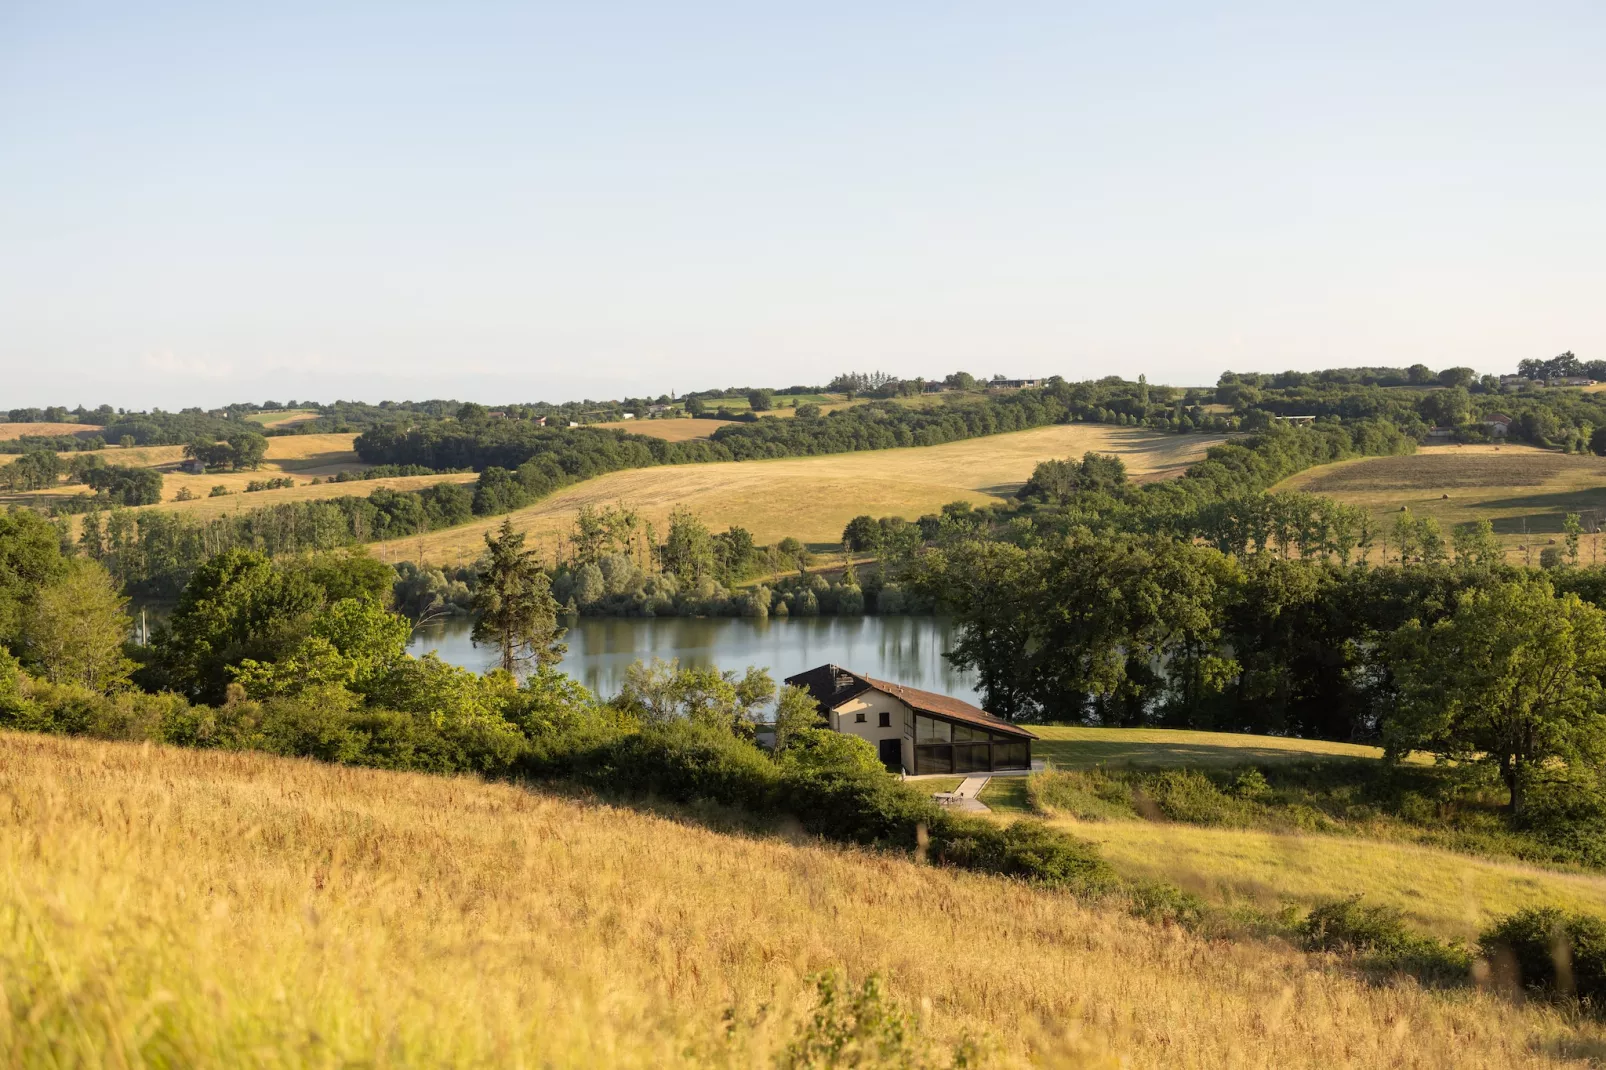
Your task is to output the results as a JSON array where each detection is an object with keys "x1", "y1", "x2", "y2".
[{"x1": 2, "y1": 2, "x2": 1602, "y2": 408}]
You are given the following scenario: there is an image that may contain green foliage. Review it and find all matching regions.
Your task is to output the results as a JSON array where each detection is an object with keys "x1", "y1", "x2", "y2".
[
  {"x1": 21, "y1": 559, "x2": 133, "y2": 692},
  {"x1": 0, "y1": 508, "x2": 68, "y2": 647},
  {"x1": 781, "y1": 972, "x2": 976, "y2": 1070},
  {"x1": 1386, "y1": 578, "x2": 1606, "y2": 812},
  {"x1": 1302, "y1": 896, "x2": 1472, "y2": 981},
  {"x1": 1481, "y1": 907, "x2": 1606, "y2": 1009},
  {"x1": 777, "y1": 727, "x2": 883, "y2": 776},
  {"x1": 471, "y1": 519, "x2": 565, "y2": 674}
]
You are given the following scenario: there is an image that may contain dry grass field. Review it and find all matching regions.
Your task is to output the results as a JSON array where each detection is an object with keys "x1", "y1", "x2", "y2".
[
  {"x1": 0, "y1": 422, "x2": 102, "y2": 439},
  {"x1": 8, "y1": 435, "x2": 477, "y2": 528},
  {"x1": 244, "y1": 409, "x2": 320, "y2": 428},
  {"x1": 4, "y1": 731, "x2": 1603, "y2": 1068},
  {"x1": 595, "y1": 417, "x2": 732, "y2": 440},
  {"x1": 369, "y1": 425, "x2": 1220, "y2": 565},
  {"x1": 1276, "y1": 444, "x2": 1606, "y2": 562}
]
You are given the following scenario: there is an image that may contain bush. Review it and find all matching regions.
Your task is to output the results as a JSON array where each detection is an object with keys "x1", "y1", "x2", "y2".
[
  {"x1": 1027, "y1": 769, "x2": 1137, "y2": 821},
  {"x1": 929, "y1": 816, "x2": 1117, "y2": 896},
  {"x1": 1481, "y1": 907, "x2": 1606, "y2": 1008},
  {"x1": 1144, "y1": 769, "x2": 1257, "y2": 826},
  {"x1": 1303, "y1": 896, "x2": 1471, "y2": 982}
]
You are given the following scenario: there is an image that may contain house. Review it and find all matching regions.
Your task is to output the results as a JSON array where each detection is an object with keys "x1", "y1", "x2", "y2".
[
  {"x1": 1426, "y1": 426, "x2": 1455, "y2": 441},
  {"x1": 784, "y1": 664, "x2": 1036, "y2": 775},
  {"x1": 620, "y1": 412, "x2": 635, "y2": 419},
  {"x1": 987, "y1": 377, "x2": 1043, "y2": 391},
  {"x1": 1551, "y1": 377, "x2": 1596, "y2": 388},
  {"x1": 1484, "y1": 412, "x2": 1513, "y2": 438},
  {"x1": 533, "y1": 416, "x2": 547, "y2": 427},
  {"x1": 1272, "y1": 414, "x2": 1317, "y2": 425}
]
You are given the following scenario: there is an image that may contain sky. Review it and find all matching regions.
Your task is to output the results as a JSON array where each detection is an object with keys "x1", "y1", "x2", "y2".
[{"x1": 2, "y1": 2, "x2": 1603, "y2": 410}]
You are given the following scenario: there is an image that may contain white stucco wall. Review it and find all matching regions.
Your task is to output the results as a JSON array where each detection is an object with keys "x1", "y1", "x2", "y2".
[{"x1": 831, "y1": 691, "x2": 913, "y2": 771}]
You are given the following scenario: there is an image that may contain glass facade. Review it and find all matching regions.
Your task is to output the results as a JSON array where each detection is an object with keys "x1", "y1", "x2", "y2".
[{"x1": 911, "y1": 714, "x2": 1030, "y2": 773}]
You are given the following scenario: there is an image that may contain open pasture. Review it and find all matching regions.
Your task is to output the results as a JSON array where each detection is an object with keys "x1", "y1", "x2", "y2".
[
  {"x1": 594, "y1": 417, "x2": 732, "y2": 440},
  {"x1": 1277, "y1": 444, "x2": 1606, "y2": 559},
  {"x1": 1030, "y1": 725, "x2": 1387, "y2": 769},
  {"x1": 4, "y1": 730, "x2": 1601, "y2": 1069},
  {"x1": 1047, "y1": 815, "x2": 1606, "y2": 945},
  {"x1": 369, "y1": 424, "x2": 1220, "y2": 564},
  {"x1": 244, "y1": 408, "x2": 320, "y2": 428},
  {"x1": 0, "y1": 422, "x2": 103, "y2": 440}
]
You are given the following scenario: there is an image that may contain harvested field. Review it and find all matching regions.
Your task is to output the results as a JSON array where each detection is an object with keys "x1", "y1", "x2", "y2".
[
  {"x1": 244, "y1": 408, "x2": 320, "y2": 428},
  {"x1": 594, "y1": 418, "x2": 732, "y2": 440},
  {"x1": 0, "y1": 422, "x2": 102, "y2": 440},
  {"x1": 1277, "y1": 444, "x2": 1606, "y2": 562},
  {"x1": 371, "y1": 425, "x2": 1220, "y2": 564},
  {"x1": 1029, "y1": 725, "x2": 1390, "y2": 769},
  {"x1": 5, "y1": 730, "x2": 1603, "y2": 1068}
]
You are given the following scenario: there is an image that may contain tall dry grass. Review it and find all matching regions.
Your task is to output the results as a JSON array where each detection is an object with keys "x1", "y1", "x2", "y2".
[{"x1": 2, "y1": 731, "x2": 1603, "y2": 1068}]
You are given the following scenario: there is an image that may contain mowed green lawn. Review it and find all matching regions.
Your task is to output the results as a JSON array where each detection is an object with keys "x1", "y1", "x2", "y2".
[{"x1": 1028, "y1": 725, "x2": 1387, "y2": 769}]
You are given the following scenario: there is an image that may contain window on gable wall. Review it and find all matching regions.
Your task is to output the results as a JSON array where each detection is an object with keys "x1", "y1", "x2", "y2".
[
  {"x1": 879, "y1": 711, "x2": 891, "y2": 727},
  {"x1": 855, "y1": 712, "x2": 866, "y2": 723}
]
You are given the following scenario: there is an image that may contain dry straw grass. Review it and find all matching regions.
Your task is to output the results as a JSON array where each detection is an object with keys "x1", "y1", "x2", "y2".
[
  {"x1": 3, "y1": 731, "x2": 1603, "y2": 1068},
  {"x1": 594, "y1": 417, "x2": 733, "y2": 440},
  {"x1": 370, "y1": 424, "x2": 1219, "y2": 564},
  {"x1": 0, "y1": 423, "x2": 102, "y2": 439}
]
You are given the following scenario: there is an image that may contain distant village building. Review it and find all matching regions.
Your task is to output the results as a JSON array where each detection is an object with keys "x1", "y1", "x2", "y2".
[
  {"x1": 1426, "y1": 426, "x2": 1455, "y2": 441},
  {"x1": 1272, "y1": 414, "x2": 1318, "y2": 425},
  {"x1": 647, "y1": 404, "x2": 671, "y2": 414},
  {"x1": 533, "y1": 416, "x2": 547, "y2": 426},
  {"x1": 988, "y1": 377, "x2": 1043, "y2": 391},
  {"x1": 1550, "y1": 377, "x2": 1596, "y2": 387},
  {"x1": 785, "y1": 664, "x2": 1036, "y2": 775},
  {"x1": 1483, "y1": 412, "x2": 1513, "y2": 438},
  {"x1": 620, "y1": 412, "x2": 635, "y2": 419}
]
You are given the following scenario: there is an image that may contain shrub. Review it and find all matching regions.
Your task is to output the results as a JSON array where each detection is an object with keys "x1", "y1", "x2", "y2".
[
  {"x1": 929, "y1": 815, "x2": 1117, "y2": 896},
  {"x1": 1027, "y1": 769, "x2": 1136, "y2": 821},
  {"x1": 1481, "y1": 907, "x2": 1606, "y2": 1008},
  {"x1": 1303, "y1": 896, "x2": 1471, "y2": 982},
  {"x1": 1144, "y1": 769, "x2": 1256, "y2": 826}
]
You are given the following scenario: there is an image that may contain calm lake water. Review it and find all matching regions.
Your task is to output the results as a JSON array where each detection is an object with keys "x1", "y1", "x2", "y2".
[{"x1": 407, "y1": 615, "x2": 981, "y2": 705}]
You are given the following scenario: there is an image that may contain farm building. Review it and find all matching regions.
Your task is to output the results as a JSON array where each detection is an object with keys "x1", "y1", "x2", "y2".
[
  {"x1": 1426, "y1": 426, "x2": 1455, "y2": 441},
  {"x1": 784, "y1": 664, "x2": 1035, "y2": 775},
  {"x1": 987, "y1": 377, "x2": 1043, "y2": 390},
  {"x1": 1484, "y1": 412, "x2": 1512, "y2": 437}
]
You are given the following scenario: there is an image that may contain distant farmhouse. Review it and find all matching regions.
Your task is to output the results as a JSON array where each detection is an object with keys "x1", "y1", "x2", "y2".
[
  {"x1": 785, "y1": 664, "x2": 1036, "y2": 776},
  {"x1": 1484, "y1": 412, "x2": 1512, "y2": 438},
  {"x1": 987, "y1": 377, "x2": 1043, "y2": 391}
]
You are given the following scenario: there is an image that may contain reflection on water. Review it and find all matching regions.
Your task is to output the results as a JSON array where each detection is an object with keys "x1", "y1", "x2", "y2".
[{"x1": 407, "y1": 615, "x2": 981, "y2": 705}]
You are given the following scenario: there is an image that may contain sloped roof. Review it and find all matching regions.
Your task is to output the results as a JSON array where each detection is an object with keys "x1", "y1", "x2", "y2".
[{"x1": 784, "y1": 664, "x2": 1036, "y2": 740}]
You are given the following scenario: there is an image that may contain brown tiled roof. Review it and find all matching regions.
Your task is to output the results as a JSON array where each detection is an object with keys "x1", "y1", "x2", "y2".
[{"x1": 784, "y1": 663, "x2": 1035, "y2": 740}]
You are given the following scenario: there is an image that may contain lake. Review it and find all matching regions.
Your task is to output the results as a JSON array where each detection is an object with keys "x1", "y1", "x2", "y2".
[{"x1": 407, "y1": 615, "x2": 982, "y2": 705}]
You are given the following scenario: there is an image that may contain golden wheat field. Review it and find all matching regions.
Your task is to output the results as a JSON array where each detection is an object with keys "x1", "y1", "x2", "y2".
[
  {"x1": 594, "y1": 417, "x2": 733, "y2": 440},
  {"x1": 1276, "y1": 444, "x2": 1606, "y2": 563},
  {"x1": 0, "y1": 422, "x2": 102, "y2": 439},
  {"x1": 369, "y1": 425, "x2": 1220, "y2": 564},
  {"x1": 3, "y1": 732, "x2": 1603, "y2": 1069}
]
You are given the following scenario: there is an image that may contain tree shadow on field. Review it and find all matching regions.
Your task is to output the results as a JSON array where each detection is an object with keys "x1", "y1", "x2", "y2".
[
  {"x1": 1032, "y1": 739, "x2": 1369, "y2": 770},
  {"x1": 1474, "y1": 488, "x2": 1606, "y2": 537}
]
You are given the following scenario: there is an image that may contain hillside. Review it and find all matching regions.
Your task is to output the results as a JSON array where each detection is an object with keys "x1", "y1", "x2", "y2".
[
  {"x1": 1275, "y1": 444, "x2": 1606, "y2": 562},
  {"x1": 368, "y1": 423, "x2": 1220, "y2": 563},
  {"x1": 4, "y1": 731, "x2": 1601, "y2": 1069}
]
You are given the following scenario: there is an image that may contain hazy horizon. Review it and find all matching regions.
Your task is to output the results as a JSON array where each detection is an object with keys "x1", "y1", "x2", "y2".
[{"x1": 4, "y1": 3, "x2": 1602, "y2": 410}]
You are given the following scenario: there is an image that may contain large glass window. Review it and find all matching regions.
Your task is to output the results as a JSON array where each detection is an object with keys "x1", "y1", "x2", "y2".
[
  {"x1": 955, "y1": 744, "x2": 991, "y2": 773},
  {"x1": 915, "y1": 716, "x2": 951, "y2": 743},
  {"x1": 914, "y1": 744, "x2": 953, "y2": 774},
  {"x1": 992, "y1": 742, "x2": 1029, "y2": 770}
]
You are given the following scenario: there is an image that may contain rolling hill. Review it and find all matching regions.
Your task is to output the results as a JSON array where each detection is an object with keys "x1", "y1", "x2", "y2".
[{"x1": 4, "y1": 730, "x2": 1600, "y2": 1068}]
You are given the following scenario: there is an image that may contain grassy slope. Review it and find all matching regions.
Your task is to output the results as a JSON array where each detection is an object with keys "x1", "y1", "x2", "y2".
[
  {"x1": 5, "y1": 731, "x2": 1601, "y2": 1069},
  {"x1": 1275, "y1": 443, "x2": 1606, "y2": 562},
  {"x1": 969, "y1": 726, "x2": 1606, "y2": 946},
  {"x1": 368, "y1": 424, "x2": 1221, "y2": 564},
  {"x1": 243, "y1": 409, "x2": 320, "y2": 428}
]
